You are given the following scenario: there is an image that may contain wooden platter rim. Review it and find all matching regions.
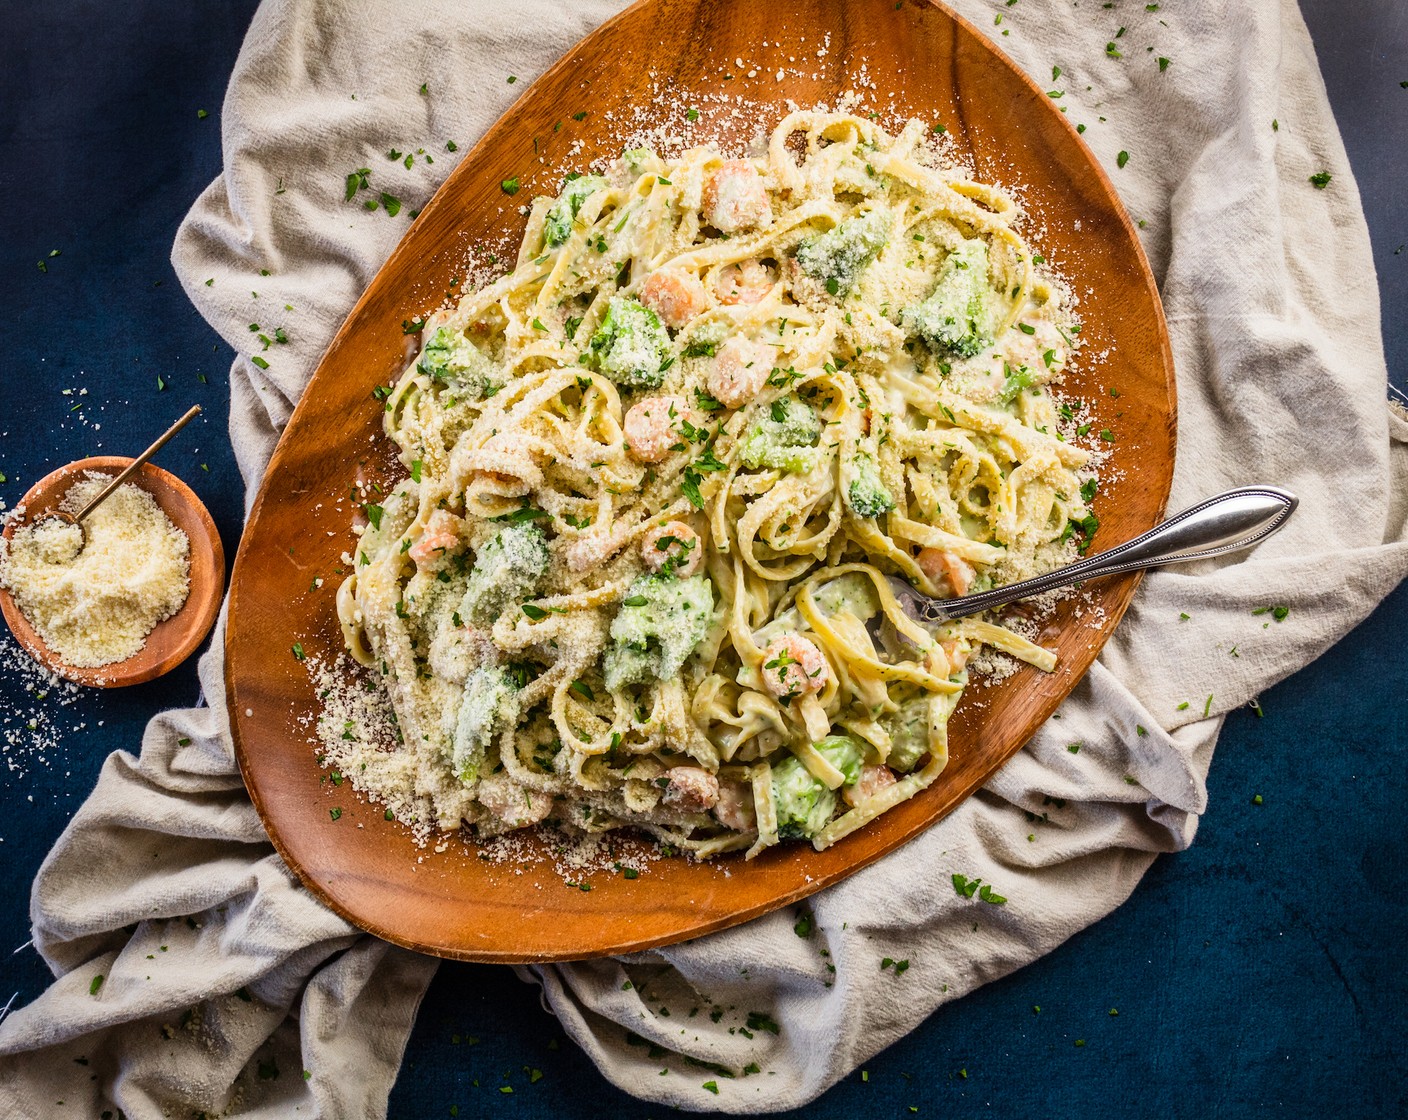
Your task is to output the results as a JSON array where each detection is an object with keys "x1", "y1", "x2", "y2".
[{"x1": 225, "y1": 0, "x2": 1177, "y2": 962}]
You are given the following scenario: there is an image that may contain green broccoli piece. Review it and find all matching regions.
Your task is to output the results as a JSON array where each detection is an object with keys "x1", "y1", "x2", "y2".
[
  {"x1": 740, "y1": 395, "x2": 821, "y2": 473},
  {"x1": 451, "y1": 667, "x2": 519, "y2": 783},
  {"x1": 795, "y1": 208, "x2": 890, "y2": 296},
  {"x1": 846, "y1": 452, "x2": 895, "y2": 517},
  {"x1": 771, "y1": 760, "x2": 833, "y2": 839},
  {"x1": 416, "y1": 326, "x2": 501, "y2": 398},
  {"x1": 900, "y1": 238, "x2": 999, "y2": 357},
  {"x1": 997, "y1": 362, "x2": 1039, "y2": 405},
  {"x1": 622, "y1": 147, "x2": 657, "y2": 174},
  {"x1": 771, "y1": 757, "x2": 836, "y2": 840},
  {"x1": 587, "y1": 297, "x2": 671, "y2": 389},
  {"x1": 602, "y1": 574, "x2": 713, "y2": 691},
  {"x1": 884, "y1": 697, "x2": 931, "y2": 773},
  {"x1": 543, "y1": 174, "x2": 608, "y2": 247},
  {"x1": 771, "y1": 737, "x2": 864, "y2": 840},
  {"x1": 815, "y1": 735, "x2": 865, "y2": 784},
  {"x1": 458, "y1": 523, "x2": 550, "y2": 625}
]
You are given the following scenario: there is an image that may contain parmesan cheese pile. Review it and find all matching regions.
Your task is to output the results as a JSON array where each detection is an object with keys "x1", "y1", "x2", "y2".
[{"x1": 0, "y1": 474, "x2": 191, "y2": 668}]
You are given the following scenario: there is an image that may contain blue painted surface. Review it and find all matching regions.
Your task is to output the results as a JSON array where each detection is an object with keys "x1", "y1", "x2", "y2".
[{"x1": 0, "y1": 4, "x2": 1403, "y2": 1117}]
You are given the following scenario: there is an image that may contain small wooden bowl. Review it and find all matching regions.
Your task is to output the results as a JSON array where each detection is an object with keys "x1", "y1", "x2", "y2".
[{"x1": 0, "y1": 456, "x2": 225, "y2": 687}]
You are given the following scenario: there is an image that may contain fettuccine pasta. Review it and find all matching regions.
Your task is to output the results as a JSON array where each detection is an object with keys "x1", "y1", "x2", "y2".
[{"x1": 336, "y1": 111, "x2": 1094, "y2": 858}]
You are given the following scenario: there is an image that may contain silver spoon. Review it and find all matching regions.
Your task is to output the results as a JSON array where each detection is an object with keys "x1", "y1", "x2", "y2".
[
  {"x1": 885, "y1": 486, "x2": 1299, "y2": 626},
  {"x1": 43, "y1": 405, "x2": 202, "y2": 546}
]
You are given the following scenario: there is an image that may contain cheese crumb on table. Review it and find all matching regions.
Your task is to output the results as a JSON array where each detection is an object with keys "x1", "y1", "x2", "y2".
[{"x1": 0, "y1": 474, "x2": 190, "y2": 668}]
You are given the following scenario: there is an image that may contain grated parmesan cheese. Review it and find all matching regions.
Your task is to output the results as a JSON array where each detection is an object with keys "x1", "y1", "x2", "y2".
[{"x1": 0, "y1": 474, "x2": 190, "y2": 668}]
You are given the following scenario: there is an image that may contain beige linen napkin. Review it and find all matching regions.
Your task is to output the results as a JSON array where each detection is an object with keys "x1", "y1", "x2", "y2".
[{"x1": 2, "y1": 0, "x2": 1405, "y2": 1115}]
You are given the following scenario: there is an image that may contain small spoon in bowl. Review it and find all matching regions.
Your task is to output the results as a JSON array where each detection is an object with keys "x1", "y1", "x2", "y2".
[
  {"x1": 885, "y1": 485, "x2": 1298, "y2": 626},
  {"x1": 41, "y1": 405, "x2": 201, "y2": 546}
]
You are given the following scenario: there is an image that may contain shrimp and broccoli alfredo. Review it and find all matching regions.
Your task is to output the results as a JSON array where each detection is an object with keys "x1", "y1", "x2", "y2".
[{"x1": 336, "y1": 111, "x2": 1093, "y2": 858}]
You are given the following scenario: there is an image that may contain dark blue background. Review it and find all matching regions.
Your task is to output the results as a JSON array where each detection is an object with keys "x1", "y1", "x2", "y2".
[{"x1": 1, "y1": 4, "x2": 1404, "y2": 1117}]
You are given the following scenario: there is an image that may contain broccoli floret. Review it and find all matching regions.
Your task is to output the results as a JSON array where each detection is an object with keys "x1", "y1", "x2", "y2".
[
  {"x1": 771, "y1": 757, "x2": 835, "y2": 840},
  {"x1": 795, "y1": 208, "x2": 890, "y2": 296},
  {"x1": 815, "y1": 735, "x2": 865, "y2": 784},
  {"x1": 740, "y1": 395, "x2": 821, "y2": 473},
  {"x1": 900, "y1": 238, "x2": 999, "y2": 357},
  {"x1": 458, "y1": 523, "x2": 550, "y2": 625},
  {"x1": 587, "y1": 297, "x2": 671, "y2": 389},
  {"x1": 622, "y1": 147, "x2": 657, "y2": 174},
  {"x1": 884, "y1": 697, "x2": 931, "y2": 773},
  {"x1": 451, "y1": 667, "x2": 519, "y2": 783},
  {"x1": 543, "y1": 174, "x2": 608, "y2": 247},
  {"x1": 603, "y1": 573, "x2": 713, "y2": 691},
  {"x1": 771, "y1": 737, "x2": 864, "y2": 840},
  {"x1": 846, "y1": 452, "x2": 895, "y2": 518},
  {"x1": 997, "y1": 362, "x2": 1038, "y2": 405},
  {"x1": 416, "y1": 326, "x2": 501, "y2": 398}
]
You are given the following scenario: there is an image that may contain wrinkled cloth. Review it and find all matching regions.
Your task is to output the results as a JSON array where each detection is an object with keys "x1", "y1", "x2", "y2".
[{"x1": 3, "y1": 0, "x2": 1406, "y2": 1115}]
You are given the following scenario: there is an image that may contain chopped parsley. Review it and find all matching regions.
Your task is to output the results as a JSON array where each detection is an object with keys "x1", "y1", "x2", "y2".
[
  {"x1": 569, "y1": 679, "x2": 595, "y2": 701},
  {"x1": 1309, "y1": 171, "x2": 1332, "y2": 189},
  {"x1": 681, "y1": 469, "x2": 704, "y2": 509}
]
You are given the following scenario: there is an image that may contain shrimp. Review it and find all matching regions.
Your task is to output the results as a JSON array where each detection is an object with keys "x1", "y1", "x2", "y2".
[
  {"x1": 939, "y1": 638, "x2": 971, "y2": 674},
  {"x1": 476, "y1": 774, "x2": 555, "y2": 827},
  {"x1": 714, "y1": 781, "x2": 756, "y2": 831},
  {"x1": 702, "y1": 159, "x2": 772, "y2": 233},
  {"x1": 638, "y1": 268, "x2": 711, "y2": 329},
  {"x1": 999, "y1": 319, "x2": 1067, "y2": 376},
  {"x1": 660, "y1": 766, "x2": 720, "y2": 812},
  {"x1": 623, "y1": 395, "x2": 689, "y2": 463},
  {"x1": 459, "y1": 432, "x2": 543, "y2": 496},
  {"x1": 917, "y1": 548, "x2": 975, "y2": 598},
  {"x1": 843, "y1": 764, "x2": 898, "y2": 808},
  {"x1": 714, "y1": 259, "x2": 776, "y2": 306},
  {"x1": 760, "y1": 634, "x2": 830, "y2": 698},
  {"x1": 640, "y1": 520, "x2": 703, "y2": 577},
  {"x1": 407, "y1": 509, "x2": 465, "y2": 571},
  {"x1": 428, "y1": 623, "x2": 498, "y2": 686},
  {"x1": 707, "y1": 337, "x2": 773, "y2": 409}
]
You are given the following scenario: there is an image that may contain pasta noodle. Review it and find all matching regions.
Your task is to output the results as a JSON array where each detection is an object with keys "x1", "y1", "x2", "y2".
[{"x1": 336, "y1": 112, "x2": 1094, "y2": 858}]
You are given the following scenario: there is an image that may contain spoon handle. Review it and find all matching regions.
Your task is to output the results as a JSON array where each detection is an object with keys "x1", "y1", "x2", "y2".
[
  {"x1": 901, "y1": 486, "x2": 1299, "y2": 624},
  {"x1": 72, "y1": 405, "x2": 202, "y2": 523}
]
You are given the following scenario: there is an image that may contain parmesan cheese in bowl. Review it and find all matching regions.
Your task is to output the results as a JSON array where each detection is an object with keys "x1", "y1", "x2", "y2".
[
  {"x1": 0, "y1": 457, "x2": 225, "y2": 687},
  {"x1": 0, "y1": 474, "x2": 191, "y2": 668}
]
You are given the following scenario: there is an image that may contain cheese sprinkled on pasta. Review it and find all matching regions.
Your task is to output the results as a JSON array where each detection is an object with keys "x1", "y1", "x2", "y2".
[{"x1": 337, "y1": 112, "x2": 1093, "y2": 857}]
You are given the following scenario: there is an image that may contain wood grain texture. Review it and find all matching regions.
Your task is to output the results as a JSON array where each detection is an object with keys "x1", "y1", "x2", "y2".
[
  {"x1": 0, "y1": 456, "x2": 225, "y2": 688},
  {"x1": 226, "y1": 0, "x2": 1176, "y2": 962}
]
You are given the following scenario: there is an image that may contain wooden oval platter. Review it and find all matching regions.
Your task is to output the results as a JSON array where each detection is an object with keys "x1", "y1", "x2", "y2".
[
  {"x1": 226, "y1": 0, "x2": 1175, "y2": 962},
  {"x1": 1, "y1": 457, "x2": 225, "y2": 688}
]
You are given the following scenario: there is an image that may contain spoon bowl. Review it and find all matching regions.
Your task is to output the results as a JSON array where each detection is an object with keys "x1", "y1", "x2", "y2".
[{"x1": 0, "y1": 456, "x2": 225, "y2": 687}]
